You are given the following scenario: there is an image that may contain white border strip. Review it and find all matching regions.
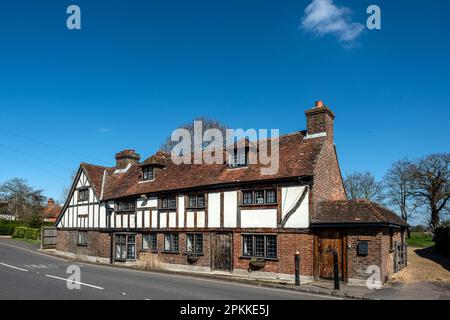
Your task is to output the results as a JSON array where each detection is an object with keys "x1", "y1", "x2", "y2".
[
  {"x1": 0, "y1": 262, "x2": 29, "y2": 272},
  {"x1": 45, "y1": 274, "x2": 104, "y2": 290}
]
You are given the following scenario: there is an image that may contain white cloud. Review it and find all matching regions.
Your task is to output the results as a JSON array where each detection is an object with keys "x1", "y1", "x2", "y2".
[
  {"x1": 301, "y1": 0, "x2": 364, "y2": 43},
  {"x1": 98, "y1": 128, "x2": 111, "y2": 133}
]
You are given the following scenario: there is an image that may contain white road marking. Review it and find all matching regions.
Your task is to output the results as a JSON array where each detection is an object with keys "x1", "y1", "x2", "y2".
[
  {"x1": 0, "y1": 240, "x2": 341, "y2": 300},
  {"x1": 0, "y1": 262, "x2": 29, "y2": 272},
  {"x1": 45, "y1": 274, "x2": 104, "y2": 290}
]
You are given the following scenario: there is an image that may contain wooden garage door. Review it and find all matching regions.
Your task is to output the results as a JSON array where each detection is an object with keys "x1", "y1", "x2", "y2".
[
  {"x1": 212, "y1": 233, "x2": 232, "y2": 271},
  {"x1": 318, "y1": 231, "x2": 346, "y2": 280}
]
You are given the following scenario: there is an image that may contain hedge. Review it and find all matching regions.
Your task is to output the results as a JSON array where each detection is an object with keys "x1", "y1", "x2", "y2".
[
  {"x1": 12, "y1": 227, "x2": 40, "y2": 240},
  {"x1": 0, "y1": 219, "x2": 23, "y2": 235},
  {"x1": 435, "y1": 227, "x2": 450, "y2": 258}
]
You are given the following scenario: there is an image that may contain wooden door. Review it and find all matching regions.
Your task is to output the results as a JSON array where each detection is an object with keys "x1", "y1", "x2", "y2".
[
  {"x1": 212, "y1": 233, "x2": 232, "y2": 271},
  {"x1": 318, "y1": 231, "x2": 346, "y2": 280}
]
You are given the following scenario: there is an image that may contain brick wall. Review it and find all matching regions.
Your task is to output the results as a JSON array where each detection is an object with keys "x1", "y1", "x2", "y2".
[
  {"x1": 232, "y1": 232, "x2": 314, "y2": 276},
  {"x1": 137, "y1": 232, "x2": 212, "y2": 268},
  {"x1": 312, "y1": 140, "x2": 346, "y2": 203},
  {"x1": 56, "y1": 230, "x2": 110, "y2": 258},
  {"x1": 346, "y1": 228, "x2": 383, "y2": 281},
  {"x1": 382, "y1": 228, "x2": 402, "y2": 281}
]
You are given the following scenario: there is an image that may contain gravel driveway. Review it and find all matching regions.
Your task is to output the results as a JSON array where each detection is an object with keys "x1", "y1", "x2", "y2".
[{"x1": 367, "y1": 246, "x2": 450, "y2": 300}]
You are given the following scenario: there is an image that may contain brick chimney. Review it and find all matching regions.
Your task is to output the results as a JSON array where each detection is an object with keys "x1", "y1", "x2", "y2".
[
  {"x1": 305, "y1": 100, "x2": 335, "y2": 142},
  {"x1": 115, "y1": 150, "x2": 141, "y2": 169},
  {"x1": 47, "y1": 198, "x2": 55, "y2": 207}
]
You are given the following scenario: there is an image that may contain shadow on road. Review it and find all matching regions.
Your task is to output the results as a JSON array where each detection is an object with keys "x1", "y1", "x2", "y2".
[{"x1": 415, "y1": 246, "x2": 450, "y2": 273}]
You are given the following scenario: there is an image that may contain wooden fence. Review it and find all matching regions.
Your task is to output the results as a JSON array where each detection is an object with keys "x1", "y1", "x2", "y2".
[
  {"x1": 41, "y1": 227, "x2": 57, "y2": 249},
  {"x1": 394, "y1": 241, "x2": 407, "y2": 273}
]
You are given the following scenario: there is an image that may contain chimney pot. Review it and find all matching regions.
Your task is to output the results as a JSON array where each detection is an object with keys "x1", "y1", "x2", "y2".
[{"x1": 315, "y1": 100, "x2": 324, "y2": 108}]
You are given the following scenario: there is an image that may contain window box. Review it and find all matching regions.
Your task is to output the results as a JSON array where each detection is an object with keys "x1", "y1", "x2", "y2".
[
  {"x1": 187, "y1": 253, "x2": 199, "y2": 265},
  {"x1": 248, "y1": 257, "x2": 266, "y2": 271}
]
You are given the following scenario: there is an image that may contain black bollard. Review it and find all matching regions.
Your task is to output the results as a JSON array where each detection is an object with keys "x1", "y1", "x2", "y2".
[
  {"x1": 295, "y1": 251, "x2": 300, "y2": 286},
  {"x1": 333, "y1": 250, "x2": 340, "y2": 290}
]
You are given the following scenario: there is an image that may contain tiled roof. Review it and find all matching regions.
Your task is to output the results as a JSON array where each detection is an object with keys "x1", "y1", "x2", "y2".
[
  {"x1": 140, "y1": 151, "x2": 170, "y2": 167},
  {"x1": 80, "y1": 131, "x2": 326, "y2": 200},
  {"x1": 312, "y1": 199, "x2": 408, "y2": 227},
  {"x1": 81, "y1": 163, "x2": 113, "y2": 197},
  {"x1": 42, "y1": 204, "x2": 62, "y2": 219}
]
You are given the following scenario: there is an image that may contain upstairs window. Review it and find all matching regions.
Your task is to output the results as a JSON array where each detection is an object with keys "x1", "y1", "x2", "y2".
[
  {"x1": 142, "y1": 166, "x2": 155, "y2": 181},
  {"x1": 117, "y1": 200, "x2": 136, "y2": 212},
  {"x1": 229, "y1": 147, "x2": 248, "y2": 168},
  {"x1": 78, "y1": 188, "x2": 89, "y2": 202},
  {"x1": 160, "y1": 196, "x2": 177, "y2": 209},
  {"x1": 188, "y1": 194, "x2": 206, "y2": 208},
  {"x1": 242, "y1": 189, "x2": 277, "y2": 205}
]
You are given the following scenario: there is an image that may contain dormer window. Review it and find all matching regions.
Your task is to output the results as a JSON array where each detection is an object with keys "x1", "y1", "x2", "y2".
[
  {"x1": 229, "y1": 147, "x2": 248, "y2": 168},
  {"x1": 142, "y1": 166, "x2": 155, "y2": 181}
]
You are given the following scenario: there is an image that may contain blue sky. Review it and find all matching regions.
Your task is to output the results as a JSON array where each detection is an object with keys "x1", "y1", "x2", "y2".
[{"x1": 0, "y1": 1, "x2": 449, "y2": 223}]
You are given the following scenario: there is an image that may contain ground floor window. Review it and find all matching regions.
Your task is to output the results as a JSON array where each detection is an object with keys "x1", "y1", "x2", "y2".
[
  {"x1": 142, "y1": 233, "x2": 157, "y2": 252},
  {"x1": 242, "y1": 234, "x2": 277, "y2": 259},
  {"x1": 163, "y1": 233, "x2": 179, "y2": 252},
  {"x1": 77, "y1": 231, "x2": 87, "y2": 245},
  {"x1": 186, "y1": 234, "x2": 203, "y2": 254},
  {"x1": 115, "y1": 234, "x2": 136, "y2": 260}
]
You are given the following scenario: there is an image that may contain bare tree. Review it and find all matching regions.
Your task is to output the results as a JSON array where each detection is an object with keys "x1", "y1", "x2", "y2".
[
  {"x1": 409, "y1": 153, "x2": 450, "y2": 231},
  {"x1": 159, "y1": 117, "x2": 229, "y2": 154},
  {"x1": 61, "y1": 170, "x2": 78, "y2": 203},
  {"x1": 0, "y1": 178, "x2": 45, "y2": 222},
  {"x1": 344, "y1": 171, "x2": 384, "y2": 202},
  {"x1": 383, "y1": 159, "x2": 416, "y2": 237}
]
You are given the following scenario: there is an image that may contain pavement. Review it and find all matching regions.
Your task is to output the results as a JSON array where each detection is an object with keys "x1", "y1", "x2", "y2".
[{"x1": 0, "y1": 238, "x2": 343, "y2": 300}]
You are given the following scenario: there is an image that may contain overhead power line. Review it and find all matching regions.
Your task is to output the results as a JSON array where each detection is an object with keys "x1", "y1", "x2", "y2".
[
  {"x1": 0, "y1": 150, "x2": 67, "y2": 181},
  {"x1": 0, "y1": 142, "x2": 74, "y2": 172},
  {"x1": 0, "y1": 128, "x2": 108, "y2": 165}
]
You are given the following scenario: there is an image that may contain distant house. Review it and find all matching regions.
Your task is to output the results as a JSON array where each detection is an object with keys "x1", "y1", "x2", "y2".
[
  {"x1": 0, "y1": 201, "x2": 15, "y2": 220},
  {"x1": 42, "y1": 198, "x2": 62, "y2": 223}
]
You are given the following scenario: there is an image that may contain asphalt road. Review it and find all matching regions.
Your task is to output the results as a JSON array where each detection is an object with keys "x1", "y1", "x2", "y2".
[{"x1": 0, "y1": 238, "x2": 340, "y2": 300}]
